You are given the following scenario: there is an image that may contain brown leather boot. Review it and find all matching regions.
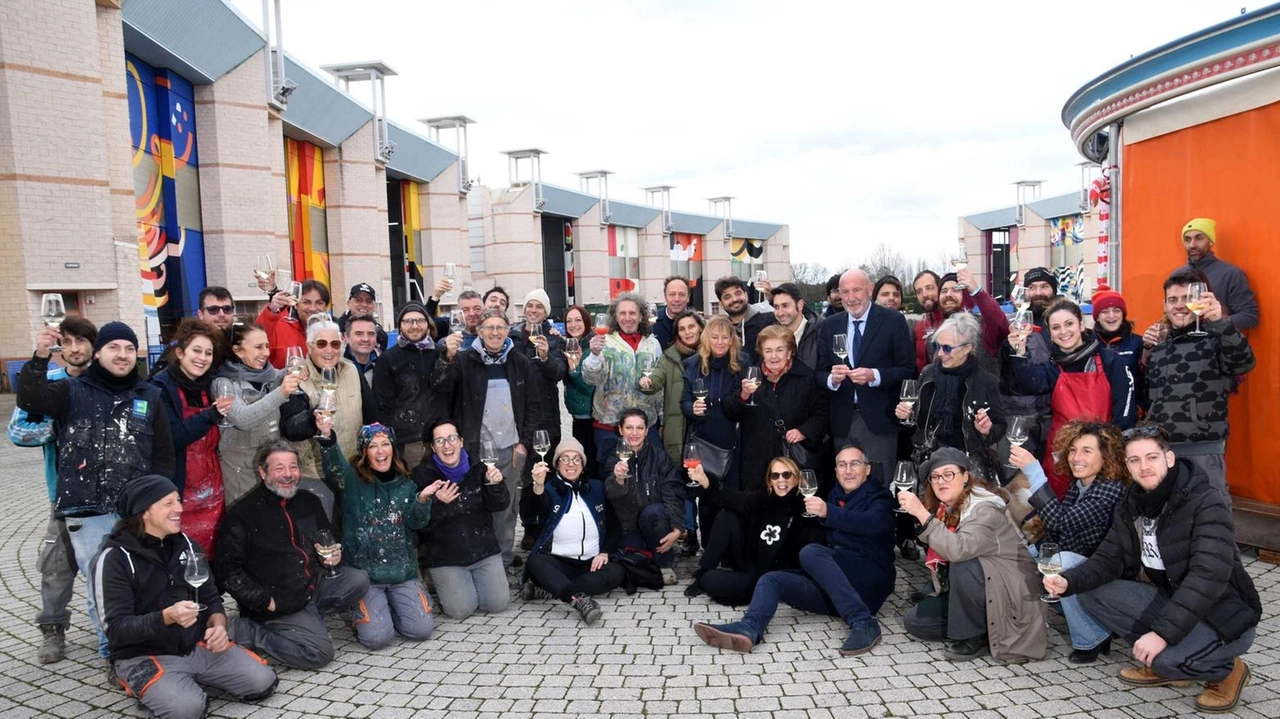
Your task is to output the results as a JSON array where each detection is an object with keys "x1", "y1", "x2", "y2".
[
  {"x1": 1195, "y1": 659, "x2": 1251, "y2": 713},
  {"x1": 1118, "y1": 665, "x2": 1195, "y2": 688}
]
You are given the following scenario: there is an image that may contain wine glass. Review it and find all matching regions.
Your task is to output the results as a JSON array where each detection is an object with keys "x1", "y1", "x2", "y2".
[
  {"x1": 892, "y1": 461, "x2": 916, "y2": 513},
  {"x1": 40, "y1": 293, "x2": 66, "y2": 352},
  {"x1": 1005, "y1": 415, "x2": 1030, "y2": 468},
  {"x1": 683, "y1": 443, "x2": 701, "y2": 488},
  {"x1": 313, "y1": 529, "x2": 342, "y2": 578},
  {"x1": 743, "y1": 366, "x2": 761, "y2": 407},
  {"x1": 254, "y1": 255, "x2": 275, "y2": 284},
  {"x1": 1186, "y1": 282, "x2": 1209, "y2": 337},
  {"x1": 951, "y1": 241, "x2": 969, "y2": 289},
  {"x1": 639, "y1": 353, "x2": 657, "y2": 382},
  {"x1": 799, "y1": 470, "x2": 819, "y2": 517},
  {"x1": 481, "y1": 439, "x2": 499, "y2": 468},
  {"x1": 899, "y1": 380, "x2": 919, "y2": 426},
  {"x1": 527, "y1": 322, "x2": 542, "y2": 341},
  {"x1": 754, "y1": 269, "x2": 768, "y2": 286},
  {"x1": 441, "y1": 262, "x2": 458, "y2": 304},
  {"x1": 565, "y1": 337, "x2": 580, "y2": 358},
  {"x1": 615, "y1": 443, "x2": 634, "y2": 479},
  {"x1": 449, "y1": 309, "x2": 465, "y2": 335},
  {"x1": 1009, "y1": 285, "x2": 1027, "y2": 311},
  {"x1": 1038, "y1": 541, "x2": 1063, "y2": 603},
  {"x1": 1010, "y1": 308, "x2": 1033, "y2": 338},
  {"x1": 534, "y1": 430, "x2": 551, "y2": 463},
  {"x1": 184, "y1": 551, "x2": 211, "y2": 611},
  {"x1": 832, "y1": 334, "x2": 848, "y2": 363},
  {"x1": 692, "y1": 378, "x2": 708, "y2": 403},
  {"x1": 286, "y1": 280, "x2": 304, "y2": 323},
  {"x1": 211, "y1": 377, "x2": 236, "y2": 428},
  {"x1": 319, "y1": 366, "x2": 338, "y2": 391},
  {"x1": 284, "y1": 347, "x2": 306, "y2": 394},
  {"x1": 594, "y1": 313, "x2": 610, "y2": 336},
  {"x1": 315, "y1": 388, "x2": 337, "y2": 433}
]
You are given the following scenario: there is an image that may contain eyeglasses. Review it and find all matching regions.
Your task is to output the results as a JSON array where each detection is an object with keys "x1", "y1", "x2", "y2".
[
  {"x1": 928, "y1": 470, "x2": 962, "y2": 484},
  {"x1": 431, "y1": 434, "x2": 463, "y2": 447},
  {"x1": 556, "y1": 455, "x2": 584, "y2": 466},
  {"x1": 1122, "y1": 425, "x2": 1168, "y2": 441},
  {"x1": 768, "y1": 470, "x2": 795, "y2": 480},
  {"x1": 836, "y1": 460, "x2": 866, "y2": 470},
  {"x1": 937, "y1": 342, "x2": 971, "y2": 355},
  {"x1": 312, "y1": 339, "x2": 341, "y2": 349},
  {"x1": 479, "y1": 325, "x2": 508, "y2": 333},
  {"x1": 401, "y1": 318, "x2": 427, "y2": 326},
  {"x1": 202, "y1": 305, "x2": 234, "y2": 315}
]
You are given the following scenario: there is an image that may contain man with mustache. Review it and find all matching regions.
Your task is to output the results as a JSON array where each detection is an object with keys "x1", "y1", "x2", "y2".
[{"x1": 913, "y1": 269, "x2": 1008, "y2": 372}]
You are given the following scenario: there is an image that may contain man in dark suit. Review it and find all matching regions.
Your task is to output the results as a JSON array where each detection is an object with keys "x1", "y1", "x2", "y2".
[{"x1": 816, "y1": 269, "x2": 916, "y2": 486}]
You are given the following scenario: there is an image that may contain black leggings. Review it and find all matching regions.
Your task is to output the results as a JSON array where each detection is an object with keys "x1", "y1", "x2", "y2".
[
  {"x1": 526, "y1": 552, "x2": 626, "y2": 602},
  {"x1": 695, "y1": 511, "x2": 758, "y2": 606}
]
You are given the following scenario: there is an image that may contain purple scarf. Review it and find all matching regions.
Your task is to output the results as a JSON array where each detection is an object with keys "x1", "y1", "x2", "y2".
[{"x1": 432, "y1": 448, "x2": 472, "y2": 483}]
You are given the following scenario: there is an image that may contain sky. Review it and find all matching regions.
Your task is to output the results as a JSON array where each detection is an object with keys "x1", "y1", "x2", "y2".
[{"x1": 227, "y1": 0, "x2": 1253, "y2": 270}]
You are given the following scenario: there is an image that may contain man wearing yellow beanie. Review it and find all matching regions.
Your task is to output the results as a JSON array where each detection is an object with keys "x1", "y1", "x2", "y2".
[{"x1": 1176, "y1": 218, "x2": 1259, "y2": 330}]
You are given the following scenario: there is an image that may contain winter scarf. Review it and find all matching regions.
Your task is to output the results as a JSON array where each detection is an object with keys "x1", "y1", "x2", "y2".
[{"x1": 433, "y1": 448, "x2": 472, "y2": 483}]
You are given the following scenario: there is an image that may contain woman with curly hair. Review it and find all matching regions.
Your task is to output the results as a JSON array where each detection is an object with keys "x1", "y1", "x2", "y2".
[{"x1": 1009, "y1": 420, "x2": 1128, "y2": 663}]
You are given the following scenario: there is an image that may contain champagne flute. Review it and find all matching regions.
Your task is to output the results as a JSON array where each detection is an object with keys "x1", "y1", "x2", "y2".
[
  {"x1": 892, "y1": 461, "x2": 917, "y2": 514},
  {"x1": 1038, "y1": 541, "x2": 1063, "y2": 603},
  {"x1": 449, "y1": 309, "x2": 465, "y2": 335},
  {"x1": 754, "y1": 269, "x2": 768, "y2": 286},
  {"x1": 315, "y1": 387, "x2": 337, "y2": 429},
  {"x1": 594, "y1": 313, "x2": 610, "y2": 336},
  {"x1": 1186, "y1": 282, "x2": 1208, "y2": 337},
  {"x1": 1010, "y1": 285, "x2": 1027, "y2": 311},
  {"x1": 616, "y1": 443, "x2": 634, "y2": 479},
  {"x1": 40, "y1": 293, "x2": 66, "y2": 352},
  {"x1": 899, "y1": 380, "x2": 919, "y2": 426},
  {"x1": 639, "y1": 353, "x2": 657, "y2": 381},
  {"x1": 284, "y1": 347, "x2": 306, "y2": 394},
  {"x1": 799, "y1": 470, "x2": 819, "y2": 517},
  {"x1": 481, "y1": 439, "x2": 499, "y2": 468},
  {"x1": 952, "y1": 240, "x2": 969, "y2": 289},
  {"x1": 833, "y1": 333, "x2": 848, "y2": 363},
  {"x1": 1005, "y1": 415, "x2": 1030, "y2": 468},
  {"x1": 184, "y1": 551, "x2": 211, "y2": 611},
  {"x1": 533, "y1": 430, "x2": 551, "y2": 463},
  {"x1": 313, "y1": 529, "x2": 342, "y2": 578},
  {"x1": 211, "y1": 377, "x2": 236, "y2": 428},
  {"x1": 683, "y1": 443, "x2": 702, "y2": 488},
  {"x1": 743, "y1": 366, "x2": 761, "y2": 407},
  {"x1": 442, "y1": 262, "x2": 458, "y2": 304}
]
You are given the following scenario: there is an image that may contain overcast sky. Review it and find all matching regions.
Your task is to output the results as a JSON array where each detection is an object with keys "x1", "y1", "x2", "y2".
[{"x1": 228, "y1": 0, "x2": 1251, "y2": 270}]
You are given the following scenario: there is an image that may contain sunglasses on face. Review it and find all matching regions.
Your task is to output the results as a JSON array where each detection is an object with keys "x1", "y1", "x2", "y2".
[
  {"x1": 312, "y1": 339, "x2": 341, "y2": 349},
  {"x1": 202, "y1": 305, "x2": 234, "y2": 315},
  {"x1": 937, "y1": 342, "x2": 970, "y2": 355},
  {"x1": 768, "y1": 470, "x2": 795, "y2": 480}
]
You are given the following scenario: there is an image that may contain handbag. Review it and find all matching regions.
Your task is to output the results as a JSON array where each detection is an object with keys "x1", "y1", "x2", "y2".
[
  {"x1": 687, "y1": 429, "x2": 733, "y2": 481},
  {"x1": 767, "y1": 387, "x2": 817, "y2": 469}
]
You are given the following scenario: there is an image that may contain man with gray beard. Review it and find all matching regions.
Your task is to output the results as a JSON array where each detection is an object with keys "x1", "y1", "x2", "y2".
[{"x1": 216, "y1": 441, "x2": 369, "y2": 669}]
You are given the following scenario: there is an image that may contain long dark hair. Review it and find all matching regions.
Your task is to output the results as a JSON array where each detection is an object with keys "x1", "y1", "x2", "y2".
[{"x1": 564, "y1": 305, "x2": 591, "y2": 340}]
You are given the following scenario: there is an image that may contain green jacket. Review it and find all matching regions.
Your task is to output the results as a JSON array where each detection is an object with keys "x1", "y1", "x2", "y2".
[
  {"x1": 641, "y1": 343, "x2": 698, "y2": 464},
  {"x1": 565, "y1": 356, "x2": 595, "y2": 419},
  {"x1": 320, "y1": 441, "x2": 431, "y2": 585}
]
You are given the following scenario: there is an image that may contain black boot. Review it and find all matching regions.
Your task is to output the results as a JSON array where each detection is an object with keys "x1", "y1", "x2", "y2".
[{"x1": 1069, "y1": 638, "x2": 1111, "y2": 664}]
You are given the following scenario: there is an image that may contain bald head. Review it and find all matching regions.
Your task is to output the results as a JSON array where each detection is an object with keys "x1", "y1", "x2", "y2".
[{"x1": 839, "y1": 269, "x2": 873, "y2": 316}]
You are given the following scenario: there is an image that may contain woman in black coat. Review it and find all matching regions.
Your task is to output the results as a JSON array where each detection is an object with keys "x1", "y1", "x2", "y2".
[{"x1": 723, "y1": 325, "x2": 827, "y2": 493}]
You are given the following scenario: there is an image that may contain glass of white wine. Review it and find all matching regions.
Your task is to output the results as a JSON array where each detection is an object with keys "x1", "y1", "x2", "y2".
[
  {"x1": 639, "y1": 353, "x2": 657, "y2": 383},
  {"x1": 899, "y1": 380, "x2": 919, "y2": 426},
  {"x1": 284, "y1": 347, "x2": 306, "y2": 394},
  {"x1": 1009, "y1": 284, "x2": 1027, "y2": 311},
  {"x1": 184, "y1": 552, "x2": 211, "y2": 611},
  {"x1": 211, "y1": 377, "x2": 236, "y2": 428},
  {"x1": 313, "y1": 529, "x2": 342, "y2": 578},
  {"x1": 692, "y1": 378, "x2": 708, "y2": 404},
  {"x1": 449, "y1": 309, "x2": 465, "y2": 336},
  {"x1": 254, "y1": 255, "x2": 275, "y2": 284},
  {"x1": 442, "y1": 262, "x2": 458, "y2": 304},
  {"x1": 615, "y1": 443, "x2": 634, "y2": 479},
  {"x1": 743, "y1": 366, "x2": 762, "y2": 407},
  {"x1": 799, "y1": 469, "x2": 819, "y2": 517},
  {"x1": 1005, "y1": 415, "x2": 1030, "y2": 468},
  {"x1": 1186, "y1": 282, "x2": 1209, "y2": 337},
  {"x1": 533, "y1": 430, "x2": 551, "y2": 463},
  {"x1": 314, "y1": 388, "x2": 337, "y2": 437},
  {"x1": 40, "y1": 293, "x2": 66, "y2": 352},
  {"x1": 833, "y1": 333, "x2": 848, "y2": 364},
  {"x1": 319, "y1": 366, "x2": 337, "y2": 392},
  {"x1": 481, "y1": 439, "x2": 499, "y2": 468},
  {"x1": 892, "y1": 461, "x2": 916, "y2": 514},
  {"x1": 1038, "y1": 541, "x2": 1063, "y2": 603},
  {"x1": 952, "y1": 240, "x2": 969, "y2": 289},
  {"x1": 564, "y1": 336, "x2": 580, "y2": 359}
]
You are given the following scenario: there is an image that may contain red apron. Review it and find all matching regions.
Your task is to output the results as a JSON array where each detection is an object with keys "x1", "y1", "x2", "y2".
[
  {"x1": 180, "y1": 398, "x2": 225, "y2": 557},
  {"x1": 1043, "y1": 354, "x2": 1110, "y2": 498}
]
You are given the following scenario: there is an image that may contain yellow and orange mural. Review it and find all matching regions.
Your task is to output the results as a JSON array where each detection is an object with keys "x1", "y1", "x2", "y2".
[{"x1": 285, "y1": 138, "x2": 330, "y2": 287}]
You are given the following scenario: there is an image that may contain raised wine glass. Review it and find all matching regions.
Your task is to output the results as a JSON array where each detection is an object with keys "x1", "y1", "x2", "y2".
[
  {"x1": 449, "y1": 309, "x2": 465, "y2": 335},
  {"x1": 254, "y1": 255, "x2": 275, "y2": 284},
  {"x1": 683, "y1": 443, "x2": 701, "y2": 488},
  {"x1": 284, "y1": 347, "x2": 306, "y2": 394},
  {"x1": 594, "y1": 313, "x2": 610, "y2": 336},
  {"x1": 534, "y1": 429, "x2": 551, "y2": 463},
  {"x1": 441, "y1": 262, "x2": 458, "y2": 304},
  {"x1": 743, "y1": 366, "x2": 761, "y2": 407},
  {"x1": 1038, "y1": 541, "x2": 1063, "y2": 603},
  {"x1": 615, "y1": 443, "x2": 634, "y2": 479},
  {"x1": 692, "y1": 378, "x2": 708, "y2": 403},
  {"x1": 1186, "y1": 282, "x2": 1209, "y2": 337},
  {"x1": 639, "y1": 353, "x2": 657, "y2": 382},
  {"x1": 799, "y1": 470, "x2": 819, "y2": 517},
  {"x1": 564, "y1": 337, "x2": 580, "y2": 358},
  {"x1": 184, "y1": 551, "x2": 211, "y2": 611},
  {"x1": 754, "y1": 269, "x2": 768, "y2": 286},
  {"x1": 900, "y1": 380, "x2": 919, "y2": 426},
  {"x1": 892, "y1": 461, "x2": 916, "y2": 513},
  {"x1": 319, "y1": 366, "x2": 338, "y2": 392},
  {"x1": 211, "y1": 377, "x2": 236, "y2": 428},
  {"x1": 833, "y1": 333, "x2": 848, "y2": 363},
  {"x1": 951, "y1": 241, "x2": 969, "y2": 289},
  {"x1": 1009, "y1": 285, "x2": 1027, "y2": 311},
  {"x1": 1005, "y1": 415, "x2": 1030, "y2": 468},
  {"x1": 481, "y1": 439, "x2": 499, "y2": 468},
  {"x1": 313, "y1": 528, "x2": 342, "y2": 578},
  {"x1": 40, "y1": 293, "x2": 66, "y2": 352}
]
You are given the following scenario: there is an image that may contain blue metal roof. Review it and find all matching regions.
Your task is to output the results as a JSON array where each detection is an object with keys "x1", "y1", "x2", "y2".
[
  {"x1": 122, "y1": 0, "x2": 264, "y2": 84},
  {"x1": 966, "y1": 207, "x2": 1019, "y2": 231},
  {"x1": 540, "y1": 183, "x2": 599, "y2": 218},
  {"x1": 731, "y1": 219, "x2": 784, "y2": 240},
  {"x1": 607, "y1": 199, "x2": 661, "y2": 229},
  {"x1": 1028, "y1": 193, "x2": 1086, "y2": 220},
  {"x1": 670, "y1": 211, "x2": 722, "y2": 235},
  {"x1": 385, "y1": 122, "x2": 457, "y2": 183},
  {"x1": 278, "y1": 55, "x2": 371, "y2": 148}
]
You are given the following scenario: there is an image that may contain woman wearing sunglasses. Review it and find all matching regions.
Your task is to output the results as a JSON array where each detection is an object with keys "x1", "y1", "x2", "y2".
[
  {"x1": 1006, "y1": 297, "x2": 1136, "y2": 498},
  {"x1": 279, "y1": 319, "x2": 375, "y2": 515},
  {"x1": 898, "y1": 447, "x2": 1045, "y2": 663},
  {"x1": 682, "y1": 456, "x2": 823, "y2": 605},
  {"x1": 895, "y1": 313, "x2": 1005, "y2": 483}
]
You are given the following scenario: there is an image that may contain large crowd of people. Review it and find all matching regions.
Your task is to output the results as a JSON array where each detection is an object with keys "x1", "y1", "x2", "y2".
[{"x1": 8, "y1": 215, "x2": 1262, "y2": 716}]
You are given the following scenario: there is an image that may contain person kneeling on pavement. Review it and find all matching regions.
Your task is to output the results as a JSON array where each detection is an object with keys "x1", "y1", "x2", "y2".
[
  {"x1": 519, "y1": 437, "x2": 626, "y2": 624},
  {"x1": 898, "y1": 447, "x2": 1046, "y2": 663},
  {"x1": 318, "y1": 420, "x2": 440, "y2": 649},
  {"x1": 216, "y1": 441, "x2": 371, "y2": 669},
  {"x1": 1043, "y1": 425, "x2": 1259, "y2": 714},
  {"x1": 602, "y1": 408, "x2": 686, "y2": 586},
  {"x1": 694, "y1": 444, "x2": 895, "y2": 656},
  {"x1": 95, "y1": 475, "x2": 277, "y2": 718}
]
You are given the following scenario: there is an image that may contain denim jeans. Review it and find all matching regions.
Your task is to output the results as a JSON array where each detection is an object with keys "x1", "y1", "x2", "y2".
[
  {"x1": 618, "y1": 503, "x2": 676, "y2": 568},
  {"x1": 1028, "y1": 546, "x2": 1110, "y2": 650},
  {"x1": 428, "y1": 555, "x2": 510, "y2": 619},
  {"x1": 741, "y1": 544, "x2": 893, "y2": 637},
  {"x1": 69, "y1": 512, "x2": 118, "y2": 658}
]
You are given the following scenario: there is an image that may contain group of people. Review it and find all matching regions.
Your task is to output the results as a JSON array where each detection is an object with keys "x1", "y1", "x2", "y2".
[{"x1": 8, "y1": 215, "x2": 1261, "y2": 716}]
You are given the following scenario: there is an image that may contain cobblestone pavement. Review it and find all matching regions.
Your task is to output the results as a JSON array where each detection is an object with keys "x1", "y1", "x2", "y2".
[{"x1": 2, "y1": 397, "x2": 1279, "y2": 718}]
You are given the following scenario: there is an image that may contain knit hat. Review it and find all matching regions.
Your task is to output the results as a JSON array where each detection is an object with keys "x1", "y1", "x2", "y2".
[
  {"x1": 396, "y1": 302, "x2": 428, "y2": 326},
  {"x1": 1182, "y1": 217, "x2": 1217, "y2": 245},
  {"x1": 117, "y1": 474, "x2": 179, "y2": 518},
  {"x1": 1023, "y1": 267, "x2": 1058, "y2": 292},
  {"x1": 1091, "y1": 288, "x2": 1127, "y2": 319},
  {"x1": 917, "y1": 447, "x2": 971, "y2": 483},
  {"x1": 939, "y1": 272, "x2": 958, "y2": 287},
  {"x1": 553, "y1": 435, "x2": 586, "y2": 465},
  {"x1": 94, "y1": 321, "x2": 139, "y2": 353},
  {"x1": 523, "y1": 289, "x2": 552, "y2": 314},
  {"x1": 357, "y1": 423, "x2": 396, "y2": 453}
]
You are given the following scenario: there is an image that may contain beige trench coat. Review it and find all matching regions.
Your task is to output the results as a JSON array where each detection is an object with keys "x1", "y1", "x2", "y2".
[{"x1": 920, "y1": 490, "x2": 1047, "y2": 662}]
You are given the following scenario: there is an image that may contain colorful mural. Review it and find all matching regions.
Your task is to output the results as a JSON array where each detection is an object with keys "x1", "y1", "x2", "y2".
[
  {"x1": 563, "y1": 220, "x2": 575, "y2": 306},
  {"x1": 285, "y1": 138, "x2": 330, "y2": 287},
  {"x1": 607, "y1": 225, "x2": 639, "y2": 299},
  {"x1": 1049, "y1": 214, "x2": 1085, "y2": 246},
  {"x1": 670, "y1": 232, "x2": 704, "y2": 310},
  {"x1": 400, "y1": 180, "x2": 423, "y2": 297},
  {"x1": 126, "y1": 54, "x2": 206, "y2": 324}
]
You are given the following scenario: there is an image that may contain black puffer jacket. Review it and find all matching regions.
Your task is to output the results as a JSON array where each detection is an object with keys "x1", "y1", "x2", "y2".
[
  {"x1": 215, "y1": 483, "x2": 333, "y2": 620},
  {"x1": 602, "y1": 441, "x2": 684, "y2": 534},
  {"x1": 508, "y1": 322, "x2": 567, "y2": 432},
  {"x1": 722, "y1": 363, "x2": 828, "y2": 492},
  {"x1": 910, "y1": 358, "x2": 1006, "y2": 479},
  {"x1": 412, "y1": 458, "x2": 510, "y2": 568},
  {"x1": 373, "y1": 342, "x2": 450, "y2": 446},
  {"x1": 1062, "y1": 459, "x2": 1261, "y2": 644}
]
